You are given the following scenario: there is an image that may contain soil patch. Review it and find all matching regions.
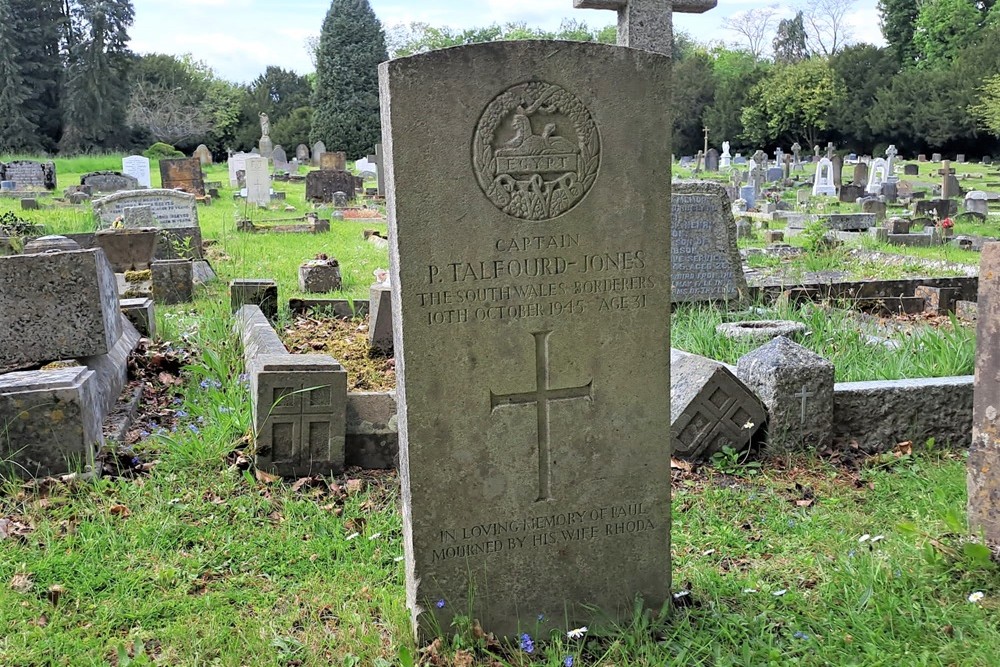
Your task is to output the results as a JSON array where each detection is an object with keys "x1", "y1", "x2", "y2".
[{"x1": 282, "y1": 315, "x2": 396, "y2": 392}]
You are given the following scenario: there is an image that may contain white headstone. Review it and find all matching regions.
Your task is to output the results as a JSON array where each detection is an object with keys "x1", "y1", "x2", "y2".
[
  {"x1": 867, "y1": 158, "x2": 888, "y2": 195},
  {"x1": 244, "y1": 156, "x2": 271, "y2": 206},
  {"x1": 812, "y1": 157, "x2": 836, "y2": 197},
  {"x1": 121, "y1": 156, "x2": 151, "y2": 189},
  {"x1": 228, "y1": 153, "x2": 250, "y2": 187}
]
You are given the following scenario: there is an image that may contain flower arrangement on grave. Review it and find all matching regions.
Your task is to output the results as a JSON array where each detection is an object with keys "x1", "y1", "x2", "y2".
[{"x1": 939, "y1": 217, "x2": 955, "y2": 236}]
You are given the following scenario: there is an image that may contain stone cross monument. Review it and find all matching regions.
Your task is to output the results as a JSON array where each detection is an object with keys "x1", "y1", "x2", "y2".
[{"x1": 574, "y1": 0, "x2": 718, "y2": 55}]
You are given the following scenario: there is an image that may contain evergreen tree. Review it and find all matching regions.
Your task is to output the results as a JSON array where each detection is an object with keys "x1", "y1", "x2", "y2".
[
  {"x1": 772, "y1": 11, "x2": 809, "y2": 64},
  {"x1": 10, "y1": 0, "x2": 64, "y2": 151},
  {"x1": 913, "y1": 0, "x2": 981, "y2": 67},
  {"x1": 61, "y1": 0, "x2": 135, "y2": 152},
  {"x1": 878, "y1": 0, "x2": 920, "y2": 65},
  {"x1": 311, "y1": 0, "x2": 388, "y2": 157},
  {"x1": 0, "y1": 0, "x2": 40, "y2": 153}
]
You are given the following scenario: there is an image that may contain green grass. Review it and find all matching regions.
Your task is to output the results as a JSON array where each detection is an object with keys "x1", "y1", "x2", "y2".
[
  {"x1": 672, "y1": 301, "x2": 975, "y2": 382},
  {"x1": 1, "y1": 154, "x2": 998, "y2": 665}
]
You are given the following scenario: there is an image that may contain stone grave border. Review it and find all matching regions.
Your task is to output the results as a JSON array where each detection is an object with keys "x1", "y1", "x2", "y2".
[{"x1": 237, "y1": 216, "x2": 330, "y2": 235}]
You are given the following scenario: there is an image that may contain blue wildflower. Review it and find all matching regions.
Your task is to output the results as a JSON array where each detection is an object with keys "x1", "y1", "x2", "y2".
[
  {"x1": 139, "y1": 430, "x2": 150, "y2": 438},
  {"x1": 793, "y1": 631, "x2": 809, "y2": 640},
  {"x1": 200, "y1": 380, "x2": 211, "y2": 389},
  {"x1": 537, "y1": 613, "x2": 545, "y2": 621},
  {"x1": 519, "y1": 633, "x2": 534, "y2": 654},
  {"x1": 848, "y1": 550, "x2": 856, "y2": 559},
  {"x1": 188, "y1": 424, "x2": 200, "y2": 434},
  {"x1": 564, "y1": 658, "x2": 574, "y2": 667},
  {"x1": 175, "y1": 409, "x2": 188, "y2": 418},
  {"x1": 435, "y1": 599, "x2": 445, "y2": 609},
  {"x1": 197, "y1": 416, "x2": 205, "y2": 424},
  {"x1": 130, "y1": 457, "x2": 141, "y2": 467},
  {"x1": 219, "y1": 407, "x2": 231, "y2": 414}
]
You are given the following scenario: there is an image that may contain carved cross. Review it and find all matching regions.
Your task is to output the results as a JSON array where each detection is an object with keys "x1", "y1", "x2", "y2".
[
  {"x1": 796, "y1": 386, "x2": 815, "y2": 425},
  {"x1": 573, "y1": 0, "x2": 717, "y2": 55},
  {"x1": 702, "y1": 126, "x2": 710, "y2": 156},
  {"x1": 939, "y1": 159, "x2": 957, "y2": 199},
  {"x1": 490, "y1": 331, "x2": 593, "y2": 502}
]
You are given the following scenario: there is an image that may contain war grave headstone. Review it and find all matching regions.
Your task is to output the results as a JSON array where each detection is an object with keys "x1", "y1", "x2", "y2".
[
  {"x1": 159, "y1": 157, "x2": 205, "y2": 197},
  {"x1": 0, "y1": 161, "x2": 56, "y2": 191},
  {"x1": 969, "y1": 241, "x2": 1000, "y2": 544},
  {"x1": 122, "y1": 156, "x2": 151, "y2": 188},
  {"x1": 813, "y1": 157, "x2": 836, "y2": 196},
  {"x1": 867, "y1": 158, "x2": 888, "y2": 195},
  {"x1": 245, "y1": 156, "x2": 272, "y2": 206},
  {"x1": 832, "y1": 155, "x2": 843, "y2": 188},
  {"x1": 81, "y1": 171, "x2": 139, "y2": 194},
  {"x1": 306, "y1": 170, "x2": 357, "y2": 203},
  {"x1": 312, "y1": 141, "x2": 326, "y2": 166},
  {"x1": 940, "y1": 160, "x2": 960, "y2": 199},
  {"x1": 296, "y1": 144, "x2": 311, "y2": 163},
  {"x1": 382, "y1": 40, "x2": 673, "y2": 639},
  {"x1": 671, "y1": 182, "x2": 747, "y2": 303},
  {"x1": 932, "y1": 152, "x2": 942, "y2": 163},
  {"x1": 194, "y1": 144, "x2": 213, "y2": 165}
]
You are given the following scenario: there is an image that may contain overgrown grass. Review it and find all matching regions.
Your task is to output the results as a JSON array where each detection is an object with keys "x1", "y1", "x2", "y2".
[{"x1": 672, "y1": 301, "x2": 975, "y2": 382}]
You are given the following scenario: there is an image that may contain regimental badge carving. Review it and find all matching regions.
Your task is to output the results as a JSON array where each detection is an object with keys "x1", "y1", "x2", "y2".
[{"x1": 473, "y1": 82, "x2": 601, "y2": 221}]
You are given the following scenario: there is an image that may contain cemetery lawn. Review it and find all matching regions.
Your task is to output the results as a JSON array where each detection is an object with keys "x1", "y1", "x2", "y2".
[{"x1": 0, "y1": 155, "x2": 997, "y2": 664}]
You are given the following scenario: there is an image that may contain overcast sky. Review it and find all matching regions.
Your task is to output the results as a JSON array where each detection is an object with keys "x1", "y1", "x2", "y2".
[{"x1": 131, "y1": 0, "x2": 885, "y2": 83}]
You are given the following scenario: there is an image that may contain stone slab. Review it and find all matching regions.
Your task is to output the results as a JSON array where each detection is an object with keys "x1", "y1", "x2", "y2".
[
  {"x1": 671, "y1": 182, "x2": 748, "y2": 303},
  {"x1": 82, "y1": 317, "x2": 141, "y2": 417},
  {"x1": 231, "y1": 279, "x2": 278, "y2": 320},
  {"x1": 0, "y1": 249, "x2": 122, "y2": 372},
  {"x1": 93, "y1": 189, "x2": 198, "y2": 229},
  {"x1": 382, "y1": 41, "x2": 673, "y2": 639},
  {"x1": 120, "y1": 297, "x2": 155, "y2": 337},
  {"x1": 0, "y1": 367, "x2": 103, "y2": 478}
]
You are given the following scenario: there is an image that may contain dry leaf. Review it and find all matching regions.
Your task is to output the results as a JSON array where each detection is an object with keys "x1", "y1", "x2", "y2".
[
  {"x1": 10, "y1": 573, "x2": 33, "y2": 593},
  {"x1": 109, "y1": 504, "x2": 131, "y2": 518},
  {"x1": 670, "y1": 458, "x2": 693, "y2": 472},
  {"x1": 453, "y1": 650, "x2": 475, "y2": 667},
  {"x1": 46, "y1": 584, "x2": 65, "y2": 606},
  {"x1": 255, "y1": 469, "x2": 280, "y2": 484},
  {"x1": 158, "y1": 372, "x2": 183, "y2": 386},
  {"x1": 795, "y1": 498, "x2": 815, "y2": 508},
  {"x1": 346, "y1": 479, "x2": 364, "y2": 495},
  {"x1": 895, "y1": 441, "x2": 913, "y2": 456}
]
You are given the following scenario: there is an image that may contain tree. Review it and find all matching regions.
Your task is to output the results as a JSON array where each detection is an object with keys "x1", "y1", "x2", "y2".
[
  {"x1": 311, "y1": 0, "x2": 388, "y2": 157},
  {"x1": 913, "y1": 0, "x2": 981, "y2": 67},
  {"x1": 127, "y1": 54, "x2": 214, "y2": 147},
  {"x1": 804, "y1": 0, "x2": 856, "y2": 57},
  {"x1": 772, "y1": 11, "x2": 809, "y2": 64},
  {"x1": 868, "y1": 66, "x2": 977, "y2": 149},
  {"x1": 828, "y1": 44, "x2": 898, "y2": 148},
  {"x1": 878, "y1": 0, "x2": 920, "y2": 65},
  {"x1": 61, "y1": 0, "x2": 135, "y2": 152},
  {"x1": 0, "y1": 0, "x2": 39, "y2": 152},
  {"x1": 671, "y1": 48, "x2": 715, "y2": 153},
  {"x1": 382, "y1": 19, "x2": 615, "y2": 58},
  {"x1": 740, "y1": 58, "x2": 844, "y2": 147},
  {"x1": 971, "y1": 74, "x2": 1000, "y2": 135},
  {"x1": 9, "y1": 0, "x2": 64, "y2": 151},
  {"x1": 703, "y1": 47, "x2": 768, "y2": 146},
  {"x1": 722, "y1": 6, "x2": 779, "y2": 61}
]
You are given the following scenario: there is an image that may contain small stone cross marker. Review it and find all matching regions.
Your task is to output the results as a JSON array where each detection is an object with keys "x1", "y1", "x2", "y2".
[
  {"x1": 573, "y1": 0, "x2": 717, "y2": 55},
  {"x1": 796, "y1": 386, "x2": 815, "y2": 425},
  {"x1": 939, "y1": 159, "x2": 957, "y2": 198},
  {"x1": 490, "y1": 331, "x2": 594, "y2": 502}
]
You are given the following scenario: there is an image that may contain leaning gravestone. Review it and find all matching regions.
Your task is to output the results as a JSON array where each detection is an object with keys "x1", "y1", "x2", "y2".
[
  {"x1": 0, "y1": 161, "x2": 56, "y2": 190},
  {"x1": 92, "y1": 189, "x2": 202, "y2": 258},
  {"x1": 81, "y1": 171, "x2": 139, "y2": 194},
  {"x1": 969, "y1": 241, "x2": 1000, "y2": 544},
  {"x1": 382, "y1": 41, "x2": 672, "y2": 640},
  {"x1": 159, "y1": 157, "x2": 205, "y2": 196},
  {"x1": 671, "y1": 182, "x2": 747, "y2": 303},
  {"x1": 122, "y1": 156, "x2": 152, "y2": 188}
]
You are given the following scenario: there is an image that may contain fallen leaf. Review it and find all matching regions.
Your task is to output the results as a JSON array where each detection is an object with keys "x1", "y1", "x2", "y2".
[
  {"x1": 10, "y1": 573, "x2": 33, "y2": 593},
  {"x1": 670, "y1": 458, "x2": 693, "y2": 472},
  {"x1": 346, "y1": 479, "x2": 364, "y2": 495},
  {"x1": 109, "y1": 504, "x2": 131, "y2": 518},
  {"x1": 795, "y1": 498, "x2": 815, "y2": 508},
  {"x1": 158, "y1": 372, "x2": 183, "y2": 387},
  {"x1": 0, "y1": 517, "x2": 33, "y2": 541},
  {"x1": 255, "y1": 469, "x2": 280, "y2": 484},
  {"x1": 453, "y1": 650, "x2": 475, "y2": 667},
  {"x1": 894, "y1": 441, "x2": 913, "y2": 457}
]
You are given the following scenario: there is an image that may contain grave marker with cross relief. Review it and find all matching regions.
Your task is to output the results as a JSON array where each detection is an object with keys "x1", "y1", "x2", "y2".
[{"x1": 381, "y1": 40, "x2": 673, "y2": 640}]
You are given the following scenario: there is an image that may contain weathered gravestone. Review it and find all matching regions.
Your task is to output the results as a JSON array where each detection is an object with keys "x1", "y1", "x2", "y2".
[
  {"x1": 382, "y1": 41, "x2": 672, "y2": 639},
  {"x1": 904, "y1": 163, "x2": 919, "y2": 176},
  {"x1": 0, "y1": 161, "x2": 56, "y2": 190},
  {"x1": 705, "y1": 148, "x2": 719, "y2": 172},
  {"x1": 92, "y1": 189, "x2": 202, "y2": 258},
  {"x1": 853, "y1": 162, "x2": 868, "y2": 186},
  {"x1": 296, "y1": 144, "x2": 310, "y2": 163},
  {"x1": 813, "y1": 157, "x2": 836, "y2": 196},
  {"x1": 969, "y1": 241, "x2": 1000, "y2": 544},
  {"x1": 122, "y1": 156, "x2": 151, "y2": 188},
  {"x1": 312, "y1": 141, "x2": 326, "y2": 167},
  {"x1": 159, "y1": 157, "x2": 205, "y2": 196},
  {"x1": 320, "y1": 151, "x2": 347, "y2": 171},
  {"x1": 193, "y1": 144, "x2": 213, "y2": 165},
  {"x1": 80, "y1": 171, "x2": 139, "y2": 194},
  {"x1": 671, "y1": 182, "x2": 747, "y2": 303},
  {"x1": 306, "y1": 170, "x2": 357, "y2": 203},
  {"x1": 228, "y1": 152, "x2": 250, "y2": 187},
  {"x1": 272, "y1": 146, "x2": 290, "y2": 173}
]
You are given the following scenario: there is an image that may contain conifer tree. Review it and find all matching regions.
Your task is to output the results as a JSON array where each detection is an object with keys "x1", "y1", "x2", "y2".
[
  {"x1": 10, "y1": 0, "x2": 64, "y2": 151},
  {"x1": 311, "y1": 0, "x2": 388, "y2": 157},
  {"x1": 0, "y1": 0, "x2": 40, "y2": 153}
]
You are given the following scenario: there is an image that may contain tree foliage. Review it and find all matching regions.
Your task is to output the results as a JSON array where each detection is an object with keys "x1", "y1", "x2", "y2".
[
  {"x1": 0, "y1": 0, "x2": 39, "y2": 152},
  {"x1": 827, "y1": 44, "x2": 898, "y2": 149},
  {"x1": 913, "y1": 0, "x2": 982, "y2": 67},
  {"x1": 385, "y1": 19, "x2": 614, "y2": 58},
  {"x1": 773, "y1": 11, "x2": 809, "y2": 64},
  {"x1": 878, "y1": 0, "x2": 920, "y2": 65},
  {"x1": 971, "y1": 74, "x2": 1000, "y2": 135},
  {"x1": 741, "y1": 58, "x2": 844, "y2": 147},
  {"x1": 311, "y1": 0, "x2": 387, "y2": 157}
]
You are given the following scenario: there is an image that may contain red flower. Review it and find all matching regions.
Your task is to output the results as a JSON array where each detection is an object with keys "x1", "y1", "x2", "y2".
[{"x1": 940, "y1": 217, "x2": 954, "y2": 229}]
